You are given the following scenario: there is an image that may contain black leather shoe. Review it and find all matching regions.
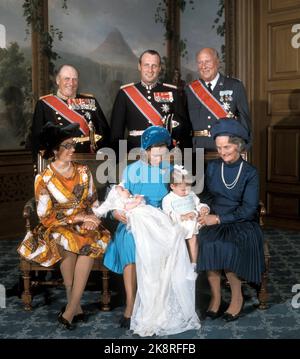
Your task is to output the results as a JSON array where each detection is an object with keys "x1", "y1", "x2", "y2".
[
  {"x1": 73, "y1": 312, "x2": 86, "y2": 323},
  {"x1": 222, "y1": 312, "x2": 240, "y2": 322},
  {"x1": 119, "y1": 316, "x2": 131, "y2": 329},
  {"x1": 205, "y1": 309, "x2": 223, "y2": 320},
  {"x1": 222, "y1": 300, "x2": 244, "y2": 322},
  {"x1": 58, "y1": 306, "x2": 86, "y2": 323},
  {"x1": 57, "y1": 312, "x2": 75, "y2": 330},
  {"x1": 58, "y1": 305, "x2": 66, "y2": 317}
]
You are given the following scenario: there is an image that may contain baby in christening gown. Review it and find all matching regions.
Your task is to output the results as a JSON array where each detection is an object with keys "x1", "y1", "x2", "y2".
[
  {"x1": 93, "y1": 185, "x2": 145, "y2": 216},
  {"x1": 93, "y1": 184, "x2": 201, "y2": 337}
]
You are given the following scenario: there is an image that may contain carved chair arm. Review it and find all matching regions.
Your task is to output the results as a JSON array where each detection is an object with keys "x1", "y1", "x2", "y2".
[
  {"x1": 23, "y1": 197, "x2": 36, "y2": 233},
  {"x1": 259, "y1": 201, "x2": 266, "y2": 226}
]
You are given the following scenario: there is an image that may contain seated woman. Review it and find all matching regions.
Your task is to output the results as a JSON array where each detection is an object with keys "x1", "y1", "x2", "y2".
[
  {"x1": 102, "y1": 126, "x2": 200, "y2": 336},
  {"x1": 197, "y1": 119, "x2": 265, "y2": 322},
  {"x1": 18, "y1": 122, "x2": 110, "y2": 329}
]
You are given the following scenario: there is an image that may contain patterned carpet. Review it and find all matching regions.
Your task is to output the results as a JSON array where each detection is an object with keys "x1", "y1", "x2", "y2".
[{"x1": 0, "y1": 227, "x2": 300, "y2": 339}]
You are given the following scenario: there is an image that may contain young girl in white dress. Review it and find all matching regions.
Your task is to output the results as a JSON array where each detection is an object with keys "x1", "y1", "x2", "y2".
[
  {"x1": 93, "y1": 183, "x2": 201, "y2": 337},
  {"x1": 162, "y1": 165, "x2": 210, "y2": 278}
]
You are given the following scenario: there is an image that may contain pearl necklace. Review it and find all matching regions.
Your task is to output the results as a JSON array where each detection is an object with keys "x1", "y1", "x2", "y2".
[
  {"x1": 52, "y1": 162, "x2": 71, "y2": 174},
  {"x1": 221, "y1": 161, "x2": 243, "y2": 190}
]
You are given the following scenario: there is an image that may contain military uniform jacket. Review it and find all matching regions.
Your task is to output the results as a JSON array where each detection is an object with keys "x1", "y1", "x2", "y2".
[
  {"x1": 110, "y1": 82, "x2": 192, "y2": 152},
  {"x1": 185, "y1": 73, "x2": 251, "y2": 150},
  {"x1": 30, "y1": 93, "x2": 110, "y2": 159}
]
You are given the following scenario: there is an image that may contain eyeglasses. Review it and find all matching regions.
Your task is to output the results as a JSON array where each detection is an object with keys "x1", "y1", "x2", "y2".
[{"x1": 59, "y1": 142, "x2": 76, "y2": 150}]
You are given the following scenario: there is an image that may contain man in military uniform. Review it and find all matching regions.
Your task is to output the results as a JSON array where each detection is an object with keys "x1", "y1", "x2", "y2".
[
  {"x1": 185, "y1": 47, "x2": 251, "y2": 151},
  {"x1": 110, "y1": 49, "x2": 192, "y2": 156},
  {"x1": 30, "y1": 64, "x2": 110, "y2": 162}
]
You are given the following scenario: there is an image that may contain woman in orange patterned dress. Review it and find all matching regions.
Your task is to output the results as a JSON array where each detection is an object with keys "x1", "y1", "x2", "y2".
[{"x1": 18, "y1": 122, "x2": 110, "y2": 329}]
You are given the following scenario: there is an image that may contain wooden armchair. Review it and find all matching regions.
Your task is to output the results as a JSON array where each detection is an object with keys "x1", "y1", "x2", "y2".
[
  {"x1": 254, "y1": 201, "x2": 270, "y2": 309},
  {"x1": 19, "y1": 154, "x2": 111, "y2": 311}
]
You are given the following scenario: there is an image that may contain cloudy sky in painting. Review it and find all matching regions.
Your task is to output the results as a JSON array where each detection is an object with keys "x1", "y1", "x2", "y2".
[{"x1": 0, "y1": 0, "x2": 224, "y2": 71}]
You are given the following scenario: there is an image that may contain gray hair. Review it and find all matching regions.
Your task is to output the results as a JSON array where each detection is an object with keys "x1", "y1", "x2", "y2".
[
  {"x1": 55, "y1": 64, "x2": 79, "y2": 78},
  {"x1": 228, "y1": 136, "x2": 246, "y2": 153}
]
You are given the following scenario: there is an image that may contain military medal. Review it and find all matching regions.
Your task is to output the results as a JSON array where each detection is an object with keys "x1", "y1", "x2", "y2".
[
  {"x1": 223, "y1": 102, "x2": 230, "y2": 111},
  {"x1": 67, "y1": 98, "x2": 96, "y2": 111},
  {"x1": 219, "y1": 90, "x2": 233, "y2": 116},
  {"x1": 161, "y1": 104, "x2": 170, "y2": 113},
  {"x1": 154, "y1": 92, "x2": 174, "y2": 103},
  {"x1": 84, "y1": 111, "x2": 92, "y2": 120}
]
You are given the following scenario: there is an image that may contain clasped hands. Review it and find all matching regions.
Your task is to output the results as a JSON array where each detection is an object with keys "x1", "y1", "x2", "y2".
[
  {"x1": 180, "y1": 207, "x2": 210, "y2": 222},
  {"x1": 72, "y1": 212, "x2": 101, "y2": 231},
  {"x1": 198, "y1": 208, "x2": 219, "y2": 226}
]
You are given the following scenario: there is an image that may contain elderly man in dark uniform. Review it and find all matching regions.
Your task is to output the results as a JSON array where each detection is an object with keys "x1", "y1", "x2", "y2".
[
  {"x1": 30, "y1": 64, "x2": 110, "y2": 162},
  {"x1": 110, "y1": 49, "x2": 192, "y2": 156},
  {"x1": 185, "y1": 48, "x2": 251, "y2": 151}
]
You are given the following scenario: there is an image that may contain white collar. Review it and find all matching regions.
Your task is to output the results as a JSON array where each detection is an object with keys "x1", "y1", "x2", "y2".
[
  {"x1": 57, "y1": 90, "x2": 76, "y2": 100},
  {"x1": 205, "y1": 72, "x2": 220, "y2": 91},
  {"x1": 141, "y1": 81, "x2": 158, "y2": 90}
]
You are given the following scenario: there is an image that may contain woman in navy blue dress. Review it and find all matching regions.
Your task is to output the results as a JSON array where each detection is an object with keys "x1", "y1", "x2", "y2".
[{"x1": 197, "y1": 119, "x2": 265, "y2": 322}]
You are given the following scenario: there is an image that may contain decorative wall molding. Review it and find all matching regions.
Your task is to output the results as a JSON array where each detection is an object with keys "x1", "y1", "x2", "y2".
[
  {"x1": 225, "y1": 0, "x2": 236, "y2": 76},
  {"x1": 268, "y1": 0, "x2": 300, "y2": 13}
]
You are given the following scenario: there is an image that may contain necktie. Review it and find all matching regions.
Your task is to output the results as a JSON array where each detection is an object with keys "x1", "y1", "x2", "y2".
[{"x1": 207, "y1": 82, "x2": 212, "y2": 93}]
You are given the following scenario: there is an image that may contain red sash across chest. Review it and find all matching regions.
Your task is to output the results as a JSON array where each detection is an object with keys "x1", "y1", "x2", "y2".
[
  {"x1": 42, "y1": 95, "x2": 89, "y2": 135},
  {"x1": 122, "y1": 85, "x2": 164, "y2": 127},
  {"x1": 188, "y1": 80, "x2": 228, "y2": 119}
]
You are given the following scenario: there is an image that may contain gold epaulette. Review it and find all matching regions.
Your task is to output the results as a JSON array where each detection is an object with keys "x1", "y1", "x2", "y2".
[
  {"x1": 120, "y1": 82, "x2": 134, "y2": 89},
  {"x1": 39, "y1": 93, "x2": 53, "y2": 99},
  {"x1": 163, "y1": 83, "x2": 178, "y2": 89},
  {"x1": 79, "y1": 92, "x2": 94, "y2": 97}
]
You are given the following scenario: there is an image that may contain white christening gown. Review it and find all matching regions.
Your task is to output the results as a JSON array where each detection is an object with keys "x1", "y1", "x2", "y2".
[{"x1": 93, "y1": 186, "x2": 201, "y2": 336}]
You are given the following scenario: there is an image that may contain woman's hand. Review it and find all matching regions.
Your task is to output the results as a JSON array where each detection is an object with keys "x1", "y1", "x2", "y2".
[
  {"x1": 198, "y1": 214, "x2": 220, "y2": 226},
  {"x1": 72, "y1": 212, "x2": 87, "y2": 223},
  {"x1": 70, "y1": 213, "x2": 100, "y2": 231},
  {"x1": 82, "y1": 214, "x2": 101, "y2": 230},
  {"x1": 113, "y1": 210, "x2": 127, "y2": 224},
  {"x1": 81, "y1": 220, "x2": 98, "y2": 231}
]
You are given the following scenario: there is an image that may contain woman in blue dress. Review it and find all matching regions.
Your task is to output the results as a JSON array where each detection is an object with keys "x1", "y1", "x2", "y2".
[
  {"x1": 103, "y1": 126, "x2": 200, "y2": 335},
  {"x1": 197, "y1": 119, "x2": 265, "y2": 322}
]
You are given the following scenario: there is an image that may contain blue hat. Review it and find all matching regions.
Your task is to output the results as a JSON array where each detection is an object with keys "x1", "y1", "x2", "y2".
[
  {"x1": 141, "y1": 126, "x2": 171, "y2": 150},
  {"x1": 211, "y1": 118, "x2": 249, "y2": 143}
]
